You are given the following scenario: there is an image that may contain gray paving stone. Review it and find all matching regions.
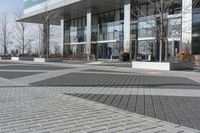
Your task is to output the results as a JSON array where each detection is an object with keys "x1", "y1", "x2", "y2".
[
  {"x1": 82, "y1": 69, "x2": 130, "y2": 73},
  {"x1": 0, "y1": 71, "x2": 43, "y2": 79},
  {"x1": 0, "y1": 65, "x2": 72, "y2": 70},
  {"x1": 0, "y1": 62, "x2": 200, "y2": 133},
  {"x1": 30, "y1": 73, "x2": 200, "y2": 89},
  {"x1": 67, "y1": 93, "x2": 200, "y2": 130}
]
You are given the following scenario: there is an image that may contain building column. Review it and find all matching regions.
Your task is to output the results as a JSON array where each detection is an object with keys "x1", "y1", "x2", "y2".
[
  {"x1": 86, "y1": 9, "x2": 92, "y2": 57},
  {"x1": 42, "y1": 23, "x2": 50, "y2": 57},
  {"x1": 182, "y1": 0, "x2": 192, "y2": 52},
  {"x1": 124, "y1": 0, "x2": 131, "y2": 53},
  {"x1": 60, "y1": 19, "x2": 64, "y2": 56}
]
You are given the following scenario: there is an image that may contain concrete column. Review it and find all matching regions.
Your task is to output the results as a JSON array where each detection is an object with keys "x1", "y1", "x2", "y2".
[
  {"x1": 124, "y1": 0, "x2": 131, "y2": 53},
  {"x1": 182, "y1": 0, "x2": 192, "y2": 52},
  {"x1": 86, "y1": 9, "x2": 92, "y2": 55},
  {"x1": 60, "y1": 19, "x2": 64, "y2": 56},
  {"x1": 42, "y1": 23, "x2": 50, "y2": 57}
]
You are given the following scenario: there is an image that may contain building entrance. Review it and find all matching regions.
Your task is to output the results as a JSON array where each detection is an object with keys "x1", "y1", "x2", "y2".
[{"x1": 91, "y1": 42, "x2": 121, "y2": 60}]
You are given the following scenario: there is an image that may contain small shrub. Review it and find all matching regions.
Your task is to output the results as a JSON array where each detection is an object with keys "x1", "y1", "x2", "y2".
[
  {"x1": 65, "y1": 53, "x2": 87, "y2": 60},
  {"x1": 175, "y1": 51, "x2": 194, "y2": 62},
  {"x1": 41, "y1": 54, "x2": 62, "y2": 58},
  {"x1": 48, "y1": 54, "x2": 62, "y2": 58}
]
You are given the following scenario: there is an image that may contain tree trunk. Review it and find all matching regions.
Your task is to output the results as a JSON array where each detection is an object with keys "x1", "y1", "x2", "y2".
[
  {"x1": 42, "y1": 23, "x2": 50, "y2": 58},
  {"x1": 165, "y1": 39, "x2": 168, "y2": 61},
  {"x1": 159, "y1": 0, "x2": 164, "y2": 62},
  {"x1": 3, "y1": 30, "x2": 7, "y2": 55},
  {"x1": 4, "y1": 45, "x2": 7, "y2": 55},
  {"x1": 159, "y1": 39, "x2": 163, "y2": 62},
  {"x1": 22, "y1": 46, "x2": 25, "y2": 56}
]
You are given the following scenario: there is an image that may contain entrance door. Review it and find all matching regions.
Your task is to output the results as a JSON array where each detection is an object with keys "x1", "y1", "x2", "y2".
[
  {"x1": 99, "y1": 43, "x2": 109, "y2": 59},
  {"x1": 91, "y1": 43, "x2": 122, "y2": 60},
  {"x1": 91, "y1": 44, "x2": 109, "y2": 59}
]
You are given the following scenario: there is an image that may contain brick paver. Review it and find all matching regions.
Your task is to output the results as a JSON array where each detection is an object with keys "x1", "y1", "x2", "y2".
[
  {"x1": 0, "y1": 72, "x2": 43, "y2": 79},
  {"x1": 31, "y1": 73, "x2": 200, "y2": 89},
  {"x1": 0, "y1": 61, "x2": 200, "y2": 133},
  {"x1": 0, "y1": 87, "x2": 198, "y2": 133},
  {"x1": 65, "y1": 93, "x2": 200, "y2": 130},
  {"x1": 0, "y1": 65, "x2": 71, "y2": 70}
]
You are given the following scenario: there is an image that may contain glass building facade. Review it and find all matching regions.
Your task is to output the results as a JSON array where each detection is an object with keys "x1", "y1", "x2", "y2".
[
  {"x1": 130, "y1": 0, "x2": 182, "y2": 61},
  {"x1": 63, "y1": 9, "x2": 125, "y2": 59},
  {"x1": 63, "y1": 0, "x2": 185, "y2": 61},
  {"x1": 63, "y1": 17, "x2": 87, "y2": 56},
  {"x1": 24, "y1": 0, "x2": 47, "y2": 9},
  {"x1": 192, "y1": 0, "x2": 200, "y2": 54},
  {"x1": 22, "y1": 0, "x2": 200, "y2": 61}
]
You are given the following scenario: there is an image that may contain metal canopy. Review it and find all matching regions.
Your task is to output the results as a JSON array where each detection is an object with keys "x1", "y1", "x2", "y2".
[{"x1": 18, "y1": 0, "x2": 124, "y2": 25}]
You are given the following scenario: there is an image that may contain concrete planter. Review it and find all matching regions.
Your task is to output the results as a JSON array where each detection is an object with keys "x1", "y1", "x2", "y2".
[
  {"x1": 132, "y1": 61, "x2": 193, "y2": 71},
  {"x1": 34, "y1": 58, "x2": 63, "y2": 63},
  {"x1": 11, "y1": 57, "x2": 20, "y2": 61},
  {"x1": 11, "y1": 57, "x2": 34, "y2": 61},
  {"x1": 0, "y1": 57, "x2": 11, "y2": 60},
  {"x1": 170, "y1": 62, "x2": 193, "y2": 70}
]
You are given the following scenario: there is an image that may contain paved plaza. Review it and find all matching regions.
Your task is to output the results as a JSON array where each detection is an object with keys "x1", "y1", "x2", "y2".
[{"x1": 0, "y1": 60, "x2": 200, "y2": 133}]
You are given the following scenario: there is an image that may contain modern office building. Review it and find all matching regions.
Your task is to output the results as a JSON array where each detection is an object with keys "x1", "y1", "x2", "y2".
[{"x1": 20, "y1": 0, "x2": 200, "y2": 61}]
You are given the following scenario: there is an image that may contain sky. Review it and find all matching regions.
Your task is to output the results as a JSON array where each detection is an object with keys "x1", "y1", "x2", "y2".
[
  {"x1": 0, "y1": 0, "x2": 23, "y2": 13},
  {"x1": 0, "y1": 0, "x2": 61, "y2": 54}
]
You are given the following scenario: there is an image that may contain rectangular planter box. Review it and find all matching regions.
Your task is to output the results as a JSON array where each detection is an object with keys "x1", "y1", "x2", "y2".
[
  {"x1": 11, "y1": 57, "x2": 34, "y2": 61},
  {"x1": 34, "y1": 58, "x2": 63, "y2": 63},
  {"x1": 170, "y1": 62, "x2": 193, "y2": 70},
  {"x1": 0, "y1": 57, "x2": 11, "y2": 60},
  {"x1": 132, "y1": 61, "x2": 193, "y2": 71},
  {"x1": 11, "y1": 57, "x2": 20, "y2": 61}
]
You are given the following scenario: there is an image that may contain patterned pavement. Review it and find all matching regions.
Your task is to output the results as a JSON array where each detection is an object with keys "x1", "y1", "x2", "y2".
[
  {"x1": 31, "y1": 73, "x2": 200, "y2": 89},
  {"x1": 0, "y1": 60, "x2": 200, "y2": 133},
  {"x1": 0, "y1": 72, "x2": 43, "y2": 79},
  {"x1": 66, "y1": 93, "x2": 200, "y2": 129}
]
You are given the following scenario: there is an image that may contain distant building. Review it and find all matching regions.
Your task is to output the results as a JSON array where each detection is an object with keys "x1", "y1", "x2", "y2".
[{"x1": 19, "y1": 0, "x2": 200, "y2": 61}]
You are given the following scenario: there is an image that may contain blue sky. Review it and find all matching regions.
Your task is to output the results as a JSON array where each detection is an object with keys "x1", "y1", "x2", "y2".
[{"x1": 0, "y1": 0, "x2": 23, "y2": 13}]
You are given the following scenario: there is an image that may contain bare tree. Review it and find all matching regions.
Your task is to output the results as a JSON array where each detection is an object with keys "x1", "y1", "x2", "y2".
[
  {"x1": 13, "y1": 12, "x2": 33, "y2": 56},
  {"x1": 39, "y1": 3, "x2": 61, "y2": 58},
  {"x1": 52, "y1": 43, "x2": 61, "y2": 55},
  {"x1": 131, "y1": 0, "x2": 186, "y2": 62},
  {"x1": 0, "y1": 13, "x2": 12, "y2": 56}
]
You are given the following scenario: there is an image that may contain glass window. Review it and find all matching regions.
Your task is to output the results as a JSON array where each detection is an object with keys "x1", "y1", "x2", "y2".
[
  {"x1": 99, "y1": 14, "x2": 104, "y2": 24},
  {"x1": 92, "y1": 15, "x2": 98, "y2": 25},
  {"x1": 64, "y1": 17, "x2": 86, "y2": 43},
  {"x1": 168, "y1": 0, "x2": 182, "y2": 14},
  {"x1": 120, "y1": 9, "x2": 124, "y2": 20},
  {"x1": 109, "y1": 11, "x2": 115, "y2": 22},
  {"x1": 138, "y1": 41, "x2": 157, "y2": 61},
  {"x1": 82, "y1": 17, "x2": 86, "y2": 26},
  {"x1": 192, "y1": 0, "x2": 200, "y2": 54},
  {"x1": 104, "y1": 12, "x2": 109, "y2": 23},
  {"x1": 115, "y1": 10, "x2": 120, "y2": 21},
  {"x1": 24, "y1": 0, "x2": 47, "y2": 9},
  {"x1": 91, "y1": 9, "x2": 124, "y2": 41},
  {"x1": 140, "y1": 4, "x2": 147, "y2": 16},
  {"x1": 148, "y1": 4, "x2": 154, "y2": 15},
  {"x1": 78, "y1": 18, "x2": 82, "y2": 27},
  {"x1": 138, "y1": 18, "x2": 156, "y2": 38},
  {"x1": 74, "y1": 19, "x2": 78, "y2": 27}
]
